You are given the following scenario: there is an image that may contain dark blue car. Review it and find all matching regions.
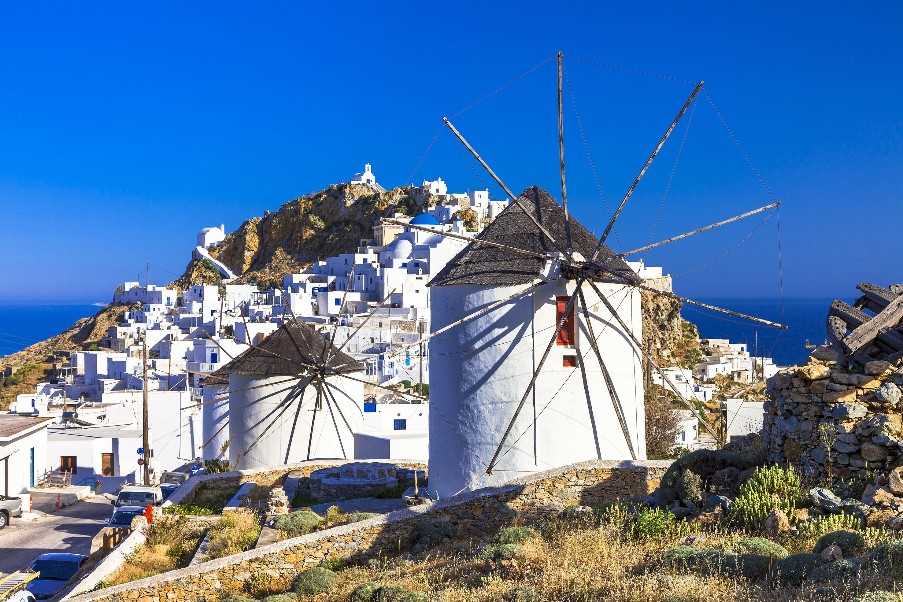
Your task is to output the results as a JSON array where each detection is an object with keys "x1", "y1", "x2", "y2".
[{"x1": 26, "y1": 553, "x2": 87, "y2": 599}]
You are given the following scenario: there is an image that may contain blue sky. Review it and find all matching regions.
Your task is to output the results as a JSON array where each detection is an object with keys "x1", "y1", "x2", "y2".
[{"x1": 0, "y1": 2, "x2": 900, "y2": 303}]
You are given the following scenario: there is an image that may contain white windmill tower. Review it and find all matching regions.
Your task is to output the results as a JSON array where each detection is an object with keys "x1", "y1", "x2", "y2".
[
  {"x1": 211, "y1": 320, "x2": 366, "y2": 470},
  {"x1": 376, "y1": 51, "x2": 787, "y2": 499}
]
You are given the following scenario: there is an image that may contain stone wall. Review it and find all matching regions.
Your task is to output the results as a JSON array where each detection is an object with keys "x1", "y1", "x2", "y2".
[
  {"x1": 70, "y1": 459, "x2": 668, "y2": 602},
  {"x1": 764, "y1": 349, "x2": 903, "y2": 479}
]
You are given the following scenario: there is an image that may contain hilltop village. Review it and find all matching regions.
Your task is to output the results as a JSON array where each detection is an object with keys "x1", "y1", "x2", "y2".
[{"x1": 0, "y1": 164, "x2": 779, "y2": 495}]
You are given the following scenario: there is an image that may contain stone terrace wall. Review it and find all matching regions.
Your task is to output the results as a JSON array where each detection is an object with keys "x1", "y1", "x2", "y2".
[
  {"x1": 765, "y1": 351, "x2": 903, "y2": 479},
  {"x1": 71, "y1": 459, "x2": 669, "y2": 602}
]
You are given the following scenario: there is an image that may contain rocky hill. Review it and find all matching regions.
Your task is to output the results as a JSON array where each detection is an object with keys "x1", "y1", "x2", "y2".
[
  {"x1": 175, "y1": 183, "x2": 421, "y2": 290},
  {"x1": 0, "y1": 303, "x2": 136, "y2": 409}
]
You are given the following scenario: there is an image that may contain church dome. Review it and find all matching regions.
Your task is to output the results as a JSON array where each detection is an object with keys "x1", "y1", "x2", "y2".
[
  {"x1": 410, "y1": 213, "x2": 440, "y2": 226},
  {"x1": 385, "y1": 237, "x2": 414, "y2": 259}
]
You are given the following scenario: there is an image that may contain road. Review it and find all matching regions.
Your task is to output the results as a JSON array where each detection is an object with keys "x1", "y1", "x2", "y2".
[{"x1": 0, "y1": 497, "x2": 111, "y2": 574}]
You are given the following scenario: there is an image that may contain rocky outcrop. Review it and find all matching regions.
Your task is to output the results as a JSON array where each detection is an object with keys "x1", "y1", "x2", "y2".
[
  {"x1": 176, "y1": 184, "x2": 420, "y2": 289},
  {"x1": 641, "y1": 288, "x2": 703, "y2": 368},
  {"x1": 764, "y1": 348, "x2": 903, "y2": 480}
]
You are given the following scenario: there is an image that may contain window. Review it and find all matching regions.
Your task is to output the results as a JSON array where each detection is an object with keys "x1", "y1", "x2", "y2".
[
  {"x1": 60, "y1": 456, "x2": 77, "y2": 473},
  {"x1": 555, "y1": 296, "x2": 576, "y2": 346},
  {"x1": 562, "y1": 355, "x2": 577, "y2": 368},
  {"x1": 393, "y1": 419, "x2": 407, "y2": 431},
  {"x1": 334, "y1": 298, "x2": 341, "y2": 306}
]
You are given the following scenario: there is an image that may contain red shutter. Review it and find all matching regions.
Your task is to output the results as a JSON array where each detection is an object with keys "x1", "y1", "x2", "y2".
[{"x1": 555, "y1": 296, "x2": 576, "y2": 346}]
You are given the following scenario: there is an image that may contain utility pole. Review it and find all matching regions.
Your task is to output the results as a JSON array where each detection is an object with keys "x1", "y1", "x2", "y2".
[
  {"x1": 142, "y1": 336, "x2": 151, "y2": 485},
  {"x1": 418, "y1": 319, "x2": 424, "y2": 397}
]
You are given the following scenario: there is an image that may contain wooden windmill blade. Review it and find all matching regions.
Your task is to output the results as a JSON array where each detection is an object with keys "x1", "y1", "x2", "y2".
[
  {"x1": 592, "y1": 80, "x2": 705, "y2": 257},
  {"x1": 557, "y1": 50, "x2": 573, "y2": 254}
]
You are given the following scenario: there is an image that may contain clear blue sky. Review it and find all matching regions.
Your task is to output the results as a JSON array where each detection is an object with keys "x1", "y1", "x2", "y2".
[{"x1": 1, "y1": 3, "x2": 900, "y2": 303}]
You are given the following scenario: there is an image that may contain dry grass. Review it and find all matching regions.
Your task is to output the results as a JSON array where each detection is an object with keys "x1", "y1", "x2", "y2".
[
  {"x1": 102, "y1": 516, "x2": 204, "y2": 587},
  {"x1": 207, "y1": 508, "x2": 262, "y2": 559},
  {"x1": 252, "y1": 515, "x2": 903, "y2": 602}
]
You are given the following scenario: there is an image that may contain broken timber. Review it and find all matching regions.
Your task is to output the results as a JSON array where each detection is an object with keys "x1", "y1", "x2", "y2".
[{"x1": 828, "y1": 283, "x2": 903, "y2": 362}]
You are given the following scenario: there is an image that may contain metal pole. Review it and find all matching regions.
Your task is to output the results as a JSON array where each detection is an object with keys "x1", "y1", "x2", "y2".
[{"x1": 142, "y1": 336, "x2": 151, "y2": 485}]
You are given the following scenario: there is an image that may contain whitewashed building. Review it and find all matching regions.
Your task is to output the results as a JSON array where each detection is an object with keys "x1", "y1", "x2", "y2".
[{"x1": 0, "y1": 415, "x2": 52, "y2": 497}]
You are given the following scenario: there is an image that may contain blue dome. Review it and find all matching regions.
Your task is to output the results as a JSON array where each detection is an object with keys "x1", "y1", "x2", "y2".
[{"x1": 410, "y1": 213, "x2": 440, "y2": 226}]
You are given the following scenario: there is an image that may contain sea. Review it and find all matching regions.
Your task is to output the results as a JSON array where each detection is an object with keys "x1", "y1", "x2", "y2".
[
  {"x1": 683, "y1": 298, "x2": 838, "y2": 367},
  {"x1": 0, "y1": 298, "x2": 831, "y2": 367},
  {"x1": 0, "y1": 304, "x2": 100, "y2": 358}
]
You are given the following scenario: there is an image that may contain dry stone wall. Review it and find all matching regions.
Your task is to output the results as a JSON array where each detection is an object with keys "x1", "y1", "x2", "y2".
[
  {"x1": 764, "y1": 348, "x2": 903, "y2": 479},
  {"x1": 70, "y1": 459, "x2": 668, "y2": 602}
]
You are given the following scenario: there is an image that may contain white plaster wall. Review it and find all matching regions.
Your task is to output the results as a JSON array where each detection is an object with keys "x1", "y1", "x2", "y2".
[
  {"x1": 228, "y1": 373, "x2": 364, "y2": 470},
  {"x1": 1, "y1": 427, "x2": 48, "y2": 495},
  {"x1": 202, "y1": 383, "x2": 230, "y2": 460},
  {"x1": 428, "y1": 279, "x2": 645, "y2": 498}
]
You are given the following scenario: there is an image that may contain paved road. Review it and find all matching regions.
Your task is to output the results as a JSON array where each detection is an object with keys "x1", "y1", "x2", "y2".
[{"x1": 0, "y1": 497, "x2": 112, "y2": 574}]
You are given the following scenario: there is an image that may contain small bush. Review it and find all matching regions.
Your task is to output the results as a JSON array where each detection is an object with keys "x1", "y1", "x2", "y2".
[
  {"x1": 729, "y1": 537, "x2": 789, "y2": 558},
  {"x1": 479, "y1": 543, "x2": 520, "y2": 561},
  {"x1": 509, "y1": 585, "x2": 541, "y2": 602},
  {"x1": 736, "y1": 553, "x2": 775, "y2": 580},
  {"x1": 809, "y1": 558, "x2": 862, "y2": 583},
  {"x1": 496, "y1": 526, "x2": 539, "y2": 545},
  {"x1": 729, "y1": 465, "x2": 803, "y2": 530},
  {"x1": 631, "y1": 507, "x2": 676, "y2": 539},
  {"x1": 869, "y1": 541, "x2": 903, "y2": 576},
  {"x1": 774, "y1": 553, "x2": 822, "y2": 586},
  {"x1": 244, "y1": 572, "x2": 293, "y2": 598},
  {"x1": 674, "y1": 469, "x2": 703, "y2": 505},
  {"x1": 813, "y1": 530, "x2": 866, "y2": 556},
  {"x1": 798, "y1": 512, "x2": 865, "y2": 542},
  {"x1": 162, "y1": 503, "x2": 215, "y2": 516},
  {"x1": 273, "y1": 509, "x2": 323, "y2": 537},
  {"x1": 350, "y1": 583, "x2": 380, "y2": 601},
  {"x1": 262, "y1": 595, "x2": 297, "y2": 602},
  {"x1": 292, "y1": 566, "x2": 337, "y2": 596},
  {"x1": 371, "y1": 586, "x2": 427, "y2": 601}
]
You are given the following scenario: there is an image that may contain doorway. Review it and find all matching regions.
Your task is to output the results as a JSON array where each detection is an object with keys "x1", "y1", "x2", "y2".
[
  {"x1": 101, "y1": 453, "x2": 114, "y2": 477},
  {"x1": 60, "y1": 456, "x2": 77, "y2": 474}
]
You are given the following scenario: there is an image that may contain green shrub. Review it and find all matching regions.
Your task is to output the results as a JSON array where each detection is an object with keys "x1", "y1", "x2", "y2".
[
  {"x1": 273, "y1": 509, "x2": 323, "y2": 537},
  {"x1": 162, "y1": 503, "x2": 215, "y2": 516},
  {"x1": 813, "y1": 530, "x2": 866, "y2": 556},
  {"x1": 674, "y1": 469, "x2": 703, "y2": 505},
  {"x1": 736, "y1": 554, "x2": 775, "y2": 580},
  {"x1": 479, "y1": 542, "x2": 519, "y2": 561},
  {"x1": 292, "y1": 566, "x2": 337, "y2": 596},
  {"x1": 797, "y1": 512, "x2": 865, "y2": 544},
  {"x1": 660, "y1": 545, "x2": 700, "y2": 569},
  {"x1": 729, "y1": 537, "x2": 788, "y2": 558},
  {"x1": 631, "y1": 507, "x2": 676, "y2": 539},
  {"x1": 206, "y1": 509, "x2": 261, "y2": 559},
  {"x1": 869, "y1": 541, "x2": 903, "y2": 577},
  {"x1": 261, "y1": 595, "x2": 296, "y2": 602},
  {"x1": 809, "y1": 558, "x2": 861, "y2": 583},
  {"x1": 496, "y1": 526, "x2": 539, "y2": 545},
  {"x1": 350, "y1": 583, "x2": 380, "y2": 601},
  {"x1": 774, "y1": 553, "x2": 822, "y2": 586},
  {"x1": 729, "y1": 465, "x2": 803, "y2": 529}
]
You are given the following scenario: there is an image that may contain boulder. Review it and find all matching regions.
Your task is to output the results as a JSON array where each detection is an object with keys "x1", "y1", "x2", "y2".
[
  {"x1": 819, "y1": 543, "x2": 843, "y2": 562},
  {"x1": 765, "y1": 509, "x2": 790, "y2": 537},
  {"x1": 861, "y1": 442, "x2": 889, "y2": 463},
  {"x1": 890, "y1": 466, "x2": 903, "y2": 495},
  {"x1": 832, "y1": 403, "x2": 868, "y2": 420},
  {"x1": 809, "y1": 487, "x2": 843, "y2": 513},
  {"x1": 834, "y1": 440, "x2": 860, "y2": 454},
  {"x1": 866, "y1": 360, "x2": 892, "y2": 376},
  {"x1": 862, "y1": 485, "x2": 897, "y2": 507},
  {"x1": 877, "y1": 382, "x2": 902, "y2": 406},
  {"x1": 799, "y1": 363, "x2": 831, "y2": 381}
]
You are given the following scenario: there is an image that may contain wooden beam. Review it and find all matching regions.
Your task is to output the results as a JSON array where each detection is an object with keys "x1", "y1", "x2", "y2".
[
  {"x1": 829, "y1": 300, "x2": 869, "y2": 329},
  {"x1": 842, "y1": 292, "x2": 903, "y2": 354},
  {"x1": 827, "y1": 316, "x2": 848, "y2": 347},
  {"x1": 857, "y1": 283, "x2": 898, "y2": 311}
]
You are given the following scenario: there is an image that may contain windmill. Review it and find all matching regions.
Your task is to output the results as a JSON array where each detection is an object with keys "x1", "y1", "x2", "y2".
[
  {"x1": 388, "y1": 52, "x2": 785, "y2": 497},
  {"x1": 200, "y1": 51, "x2": 785, "y2": 492}
]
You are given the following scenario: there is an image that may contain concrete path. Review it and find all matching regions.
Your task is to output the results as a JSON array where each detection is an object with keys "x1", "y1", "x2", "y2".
[{"x1": 0, "y1": 497, "x2": 112, "y2": 574}]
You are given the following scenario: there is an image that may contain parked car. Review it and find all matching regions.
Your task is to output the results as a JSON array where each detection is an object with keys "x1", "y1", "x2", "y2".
[
  {"x1": 160, "y1": 483, "x2": 179, "y2": 500},
  {"x1": 8, "y1": 590, "x2": 36, "y2": 602},
  {"x1": 26, "y1": 553, "x2": 87, "y2": 600},
  {"x1": 108, "y1": 505, "x2": 146, "y2": 529},
  {"x1": 0, "y1": 494, "x2": 24, "y2": 528},
  {"x1": 113, "y1": 485, "x2": 162, "y2": 507}
]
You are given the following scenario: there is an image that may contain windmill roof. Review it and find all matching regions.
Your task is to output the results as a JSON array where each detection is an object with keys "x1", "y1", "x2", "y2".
[
  {"x1": 429, "y1": 187, "x2": 636, "y2": 287},
  {"x1": 212, "y1": 321, "x2": 363, "y2": 379}
]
